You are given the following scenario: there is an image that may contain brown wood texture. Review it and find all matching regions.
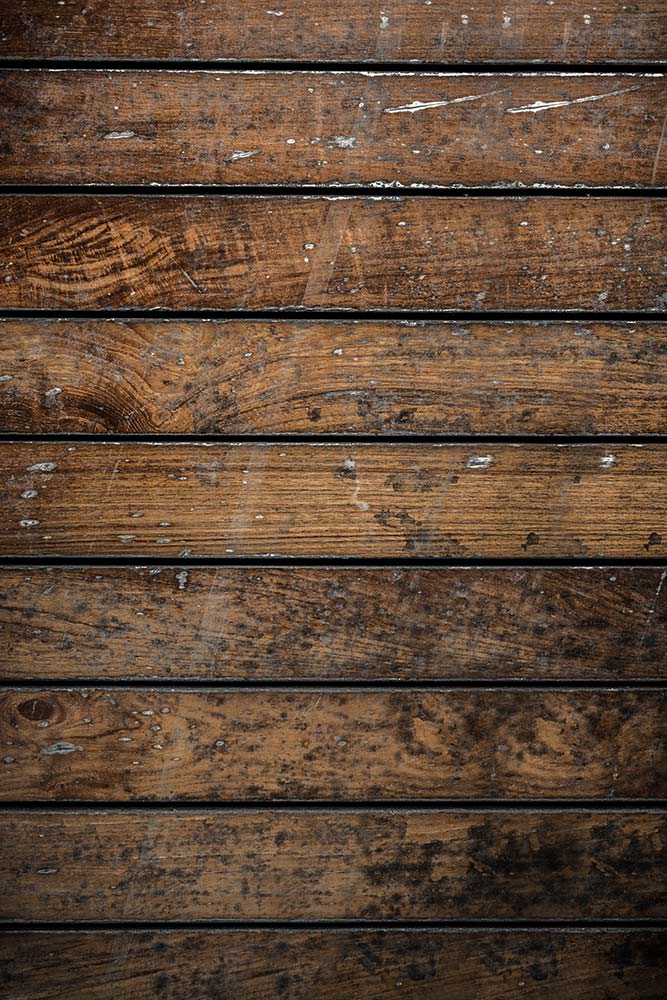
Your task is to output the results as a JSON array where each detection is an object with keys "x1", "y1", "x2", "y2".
[
  {"x1": 1, "y1": 810, "x2": 664, "y2": 920},
  {"x1": 2, "y1": 442, "x2": 666, "y2": 558},
  {"x1": 3, "y1": 688, "x2": 664, "y2": 801},
  {"x1": 1, "y1": 1, "x2": 664, "y2": 62},
  {"x1": 2, "y1": 929, "x2": 666, "y2": 1000},
  {"x1": 1, "y1": 196, "x2": 665, "y2": 312},
  {"x1": 2, "y1": 72, "x2": 666, "y2": 187},
  {"x1": 3, "y1": 566, "x2": 666, "y2": 682},
  {"x1": 3, "y1": 319, "x2": 667, "y2": 436}
]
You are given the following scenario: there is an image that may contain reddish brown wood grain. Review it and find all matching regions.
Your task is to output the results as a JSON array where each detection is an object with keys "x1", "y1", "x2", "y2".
[
  {"x1": 1, "y1": 810, "x2": 664, "y2": 920},
  {"x1": 3, "y1": 566, "x2": 665, "y2": 682},
  {"x1": 2, "y1": 929, "x2": 665, "y2": 1000},
  {"x1": 1, "y1": 196, "x2": 664, "y2": 312},
  {"x1": 1, "y1": 442, "x2": 666, "y2": 558},
  {"x1": 1, "y1": 1, "x2": 664, "y2": 62},
  {"x1": 3, "y1": 688, "x2": 663, "y2": 801},
  {"x1": 2, "y1": 319, "x2": 666, "y2": 435},
  {"x1": 2, "y1": 72, "x2": 665, "y2": 187}
]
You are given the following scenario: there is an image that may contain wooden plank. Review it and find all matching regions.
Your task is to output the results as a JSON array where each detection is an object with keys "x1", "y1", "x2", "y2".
[
  {"x1": 3, "y1": 319, "x2": 667, "y2": 435},
  {"x1": 2, "y1": 72, "x2": 666, "y2": 188},
  {"x1": 1, "y1": 810, "x2": 664, "y2": 920},
  {"x1": 1, "y1": 442, "x2": 666, "y2": 558},
  {"x1": 3, "y1": 566, "x2": 666, "y2": 682},
  {"x1": 2, "y1": 929, "x2": 666, "y2": 1000},
  {"x1": 1, "y1": 1, "x2": 664, "y2": 62},
  {"x1": 1, "y1": 196, "x2": 664, "y2": 312},
  {"x1": 3, "y1": 688, "x2": 664, "y2": 801}
]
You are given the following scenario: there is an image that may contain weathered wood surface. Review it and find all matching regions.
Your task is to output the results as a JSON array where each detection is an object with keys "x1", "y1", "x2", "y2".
[
  {"x1": 3, "y1": 688, "x2": 663, "y2": 801},
  {"x1": 2, "y1": 929, "x2": 666, "y2": 1000},
  {"x1": 1, "y1": 1, "x2": 664, "y2": 63},
  {"x1": 2, "y1": 72, "x2": 666, "y2": 188},
  {"x1": 2, "y1": 442, "x2": 666, "y2": 558},
  {"x1": 1, "y1": 196, "x2": 665, "y2": 312},
  {"x1": 3, "y1": 319, "x2": 667, "y2": 436},
  {"x1": 3, "y1": 566, "x2": 666, "y2": 682},
  {"x1": 1, "y1": 810, "x2": 664, "y2": 920}
]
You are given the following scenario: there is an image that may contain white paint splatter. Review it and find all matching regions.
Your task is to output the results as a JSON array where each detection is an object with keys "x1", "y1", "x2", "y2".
[{"x1": 466, "y1": 455, "x2": 493, "y2": 469}]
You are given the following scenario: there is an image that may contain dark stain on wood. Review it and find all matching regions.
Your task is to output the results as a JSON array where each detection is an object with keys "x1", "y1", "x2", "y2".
[
  {"x1": 2, "y1": 319, "x2": 667, "y2": 435},
  {"x1": 2, "y1": 442, "x2": 666, "y2": 558},
  {"x1": 1, "y1": 196, "x2": 665, "y2": 312},
  {"x1": 1, "y1": 810, "x2": 664, "y2": 920},
  {"x1": 2, "y1": 72, "x2": 665, "y2": 187},
  {"x1": 2, "y1": 929, "x2": 666, "y2": 999},
  {"x1": 2, "y1": 566, "x2": 665, "y2": 682}
]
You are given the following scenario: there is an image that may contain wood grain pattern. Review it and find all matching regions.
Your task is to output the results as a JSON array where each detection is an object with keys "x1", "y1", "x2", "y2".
[
  {"x1": 1, "y1": 1, "x2": 664, "y2": 62},
  {"x1": 2, "y1": 72, "x2": 666, "y2": 188},
  {"x1": 3, "y1": 319, "x2": 667, "y2": 435},
  {"x1": 2, "y1": 442, "x2": 666, "y2": 558},
  {"x1": 2, "y1": 929, "x2": 666, "y2": 1000},
  {"x1": 3, "y1": 566, "x2": 666, "y2": 682},
  {"x1": 1, "y1": 196, "x2": 665, "y2": 312},
  {"x1": 3, "y1": 688, "x2": 663, "y2": 801},
  {"x1": 1, "y1": 810, "x2": 664, "y2": 920}
]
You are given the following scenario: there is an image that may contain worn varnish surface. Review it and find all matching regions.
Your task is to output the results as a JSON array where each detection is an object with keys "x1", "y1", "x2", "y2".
[
  {"x1": 2, "y1": 929, "x2": 666, "y2": 1000},
  {"x1": 3, "y1": 72, "x2": 666, "y2": 188},
  {"x1": 3, "y1": 319, "x2": 667, "y2": 435},
  {"x1": 1, "y1": 1, "x2": 664, "y2": 62},
  {"x1": 3, "y1": 566, "x2": 665, "y2": 682},
  {"x1": 3, "y1": 688, "x2": 664, "y2": 801},
  {"x1": 2, "y1": 196, "x2": 665, "y2": 312},
  {"x1": 1, "y1": 810, "x2": 664, "y2": 920},
  {"x1": 2, "y1": 442, "x2": 666, "y2": 558}
]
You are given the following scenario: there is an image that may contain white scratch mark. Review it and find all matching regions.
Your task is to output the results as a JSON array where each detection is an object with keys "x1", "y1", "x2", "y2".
[
  {"x1": 102, "y1": 131, "x2": 136, "y2": 140},
  {"x1": 652, "y1": 112, "x2": 667, "y2": 184},
  {"x1": 331, "y1": 136, "x2": 357, "y2": 148},
  {"x1": 638, "y1": 568, "x2": 667, "y2": 651},
  {"x1": 384, "y1": 91, "x2": 499, "y2": 114},
  {"x1": 40, "y1": 742, "x2": 83, "y2": 755},
  {"x1": 179, "y1": 267, "x2": 203, "y2": 293},
  {"x1": 0, "y1": 374, "x2": 13, "y2": 382},
  {"x1": 225, "y1": 149, "x2": 259, "y2": 162},
  {"x1": 266, "y1": 8, "x2": 284, "y2": 14},
  {"x1": 506, "y1": 85, "x2": 643, "y2": 114},
  {"x1": 466, "y1": 455, "x2": 493, "y2": 469},
  {"x1": 600, "y1": 454, "x2": 616, "y2": 468}
]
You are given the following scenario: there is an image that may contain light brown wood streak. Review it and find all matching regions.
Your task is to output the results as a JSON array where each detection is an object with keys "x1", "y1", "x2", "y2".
[
  {"x1": 2, "y1": 320, "x2": 666, "y2": 435},
  {"x1": 2, "y1": 566, "x2": 665, "y2": 682},
  {"x1": 1, "y1": 72, "x2": 665, "y2": 187},
  {"x1": 1, "y1": 810, "x2": 664, "y2": 920},
  {"x1": 1, "y1": 196, "x2": 665, "y2": 311},
  {"x1": 2, "y1": 688, "x2": 664, "y2": 801},
  {"x1": 1, "y1": 442, "x2": 666, "y2": 558},
  {"x1": 1, "y1": 1, "x2": 664, "y2": 62}
]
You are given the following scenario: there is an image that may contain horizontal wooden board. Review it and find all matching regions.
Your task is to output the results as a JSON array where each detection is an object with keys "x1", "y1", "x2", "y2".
[
  {"x1": 3, "y1": 566, "x2": 666, "y2": 682},
  {"x1": 1, "y1": 196, "x2": 665, "y2": 312},
  {"x1": 3, "y1": 319, "x2": 667, "y2": 435},
  {"x1": 1, "y1": 1, "x2": 664, "y2": 62},
  {"x1": 2, "y1": 443, "x2": 666, "y2": 558},
  {"x1": 3, "y1": 688, "x2": 664, "y2": 801},
  {"x1": 2, "y1": 929, "x2": 666, "y2": 1000},
  {"x1": 2, "y1": 72, "x2": 666, "y2": 188},
  {"x1": 1, "y1": 810, "x2": 664, "y2": 920}
]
